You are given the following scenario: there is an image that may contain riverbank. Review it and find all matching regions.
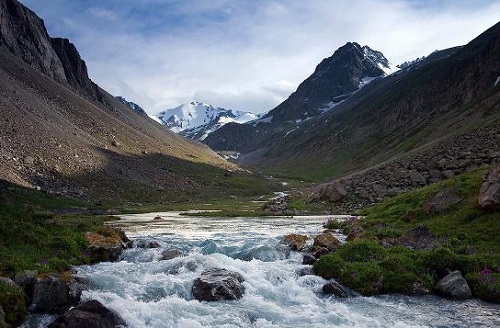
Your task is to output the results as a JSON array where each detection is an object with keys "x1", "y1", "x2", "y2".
[{"x1": 313, "y1": 168, "x2": 500, "y2": 303}]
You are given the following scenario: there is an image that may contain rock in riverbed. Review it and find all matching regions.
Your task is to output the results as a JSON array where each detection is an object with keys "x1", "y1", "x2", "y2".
[
  {"x1": 48, "y1": 300, "x2": 126, "y2": 328},
  {"x1": 192, "y1": 268, "x2": 245, "y2": 301},
  {"x1": 30, "y1": 275, "x2": 82, "y2": 314},
  {"x1": 281, "y1": 234, "x2": 309, "y2": 251}
]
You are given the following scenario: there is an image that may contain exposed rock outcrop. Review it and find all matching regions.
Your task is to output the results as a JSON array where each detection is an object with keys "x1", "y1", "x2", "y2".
[
  {"x1": 479, "y1": 167, "x2": 500, "y2": 211},
  {"x1": 281, "y1": 234, "x2": 309, "y2": 251},
  {"x1": 423, "y1": 188, "x2": 462, "y2": 214},
  {"x1": 0, "y1": 0, "x2": 67, "y2": 82},
  {"x1": 192, "y1": 268, "x2": 245, "y2": 302},
  {"x1": 48, "y1": 300, "x2": 126, "y2": 328},
  {"x1": 313, "y1": 233, "x2": 340, "y2": 252},
  {"x1": 30, "y1": 275, "x2": 82, "y2": 314},
  {"x1": 85, "y1": 227, "x2": 128, "y2": 263},
  {"x1": 435, "y1": 271, "x2": 472, "y2": 300}
]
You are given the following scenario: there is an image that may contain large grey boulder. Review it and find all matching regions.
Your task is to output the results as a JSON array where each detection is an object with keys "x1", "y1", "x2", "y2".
[
  {"x1": 159, "y1": 248, "x2": 183, "y2": 261},
  {"x1": 435, "y1": 271, "x2": 472, "y2": 300},
  {"x1": 192, "y1": 268, "x2": 245, "y2": 302},
  {"x1": 30, "y1": 275, "x2": 82, "y2": 314},
  {"x1": 48, "y1": 300, "x2": 126, "y2": 328},
  {"x1": 479, "y1": 168, "x2": 500, "y2": 211}
]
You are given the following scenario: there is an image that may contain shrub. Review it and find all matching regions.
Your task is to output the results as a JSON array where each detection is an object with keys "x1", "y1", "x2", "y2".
[
  {"x1": 336, "y1": 240, "x2": 385, "y2": 262},
  {"x1": 338, "y1": 262, "x2": 384, "y2": 296}
]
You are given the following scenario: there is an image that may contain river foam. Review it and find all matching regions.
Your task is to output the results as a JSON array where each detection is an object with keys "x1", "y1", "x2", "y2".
[{"x1": 22, "y1": 212, "x2": 500, "y2": 327}]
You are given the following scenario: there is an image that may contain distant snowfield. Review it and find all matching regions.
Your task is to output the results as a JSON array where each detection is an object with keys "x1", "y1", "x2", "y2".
[{"x1": 153, "y1": 101, "x2": 259, "y2": 139}]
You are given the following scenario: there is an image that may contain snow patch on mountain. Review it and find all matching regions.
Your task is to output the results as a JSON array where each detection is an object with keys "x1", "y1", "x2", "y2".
[{"x1": 154, "y1": 101, "x2": 259, "y2": 140}]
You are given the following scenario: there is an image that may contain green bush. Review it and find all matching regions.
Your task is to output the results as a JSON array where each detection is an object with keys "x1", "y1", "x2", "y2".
[
  {"x1": 0, "y1": 281, "x2": 26, "y2": 326},
  {"x1": 339, "y1": 262, "x2": 384, "y2": 296},
  {"x1": 336, "y1": 240, "x2": 385, "y2": 262}
]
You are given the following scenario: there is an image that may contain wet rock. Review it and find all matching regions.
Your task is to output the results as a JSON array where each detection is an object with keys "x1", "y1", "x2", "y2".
[
  {"x1": 192, "y1": 268, "x2": 245, "y2": 302},
  {"x1": 48, "y1": 300, "x2": 126, "y2": 328},
  {"x1": 313, "y1": 233, "x2": 340, "y2": 252},
  {"x1": 30, "y1": 275, "x2": 82, "y2": 314},
  {"x1": 479, "y1": 168, "x2": 500, "y2": 211},
  {"x1": 159, "y1": 248, "x2": 183, "y2": 261},
  {"x1": 298, "y1": 267, "x2": 315, "y2": 276},
  {"x1": 411, "y1": 283, "x2": 431, "y2": 296},
  {"x1": 322, "y1": 281, "x2": 348, "y2": 298},
  {"x1": 311, "y1": 246, "x2": 329, "y2": 259},
  {"x1": 281, "y1": 234, "x2": 309, "y2": 251},
  {"x1": 317, "y1": 182, "x2": 348, "y2": 202},
  {"x1": 302, "y1": 254, "x2": 317, "y2": 265},
  {"x1": 435, "y1": 271, "x2": 472, "y2": 300},
  {"x1": 135, "y1": 239, "x2": 161, "y2": 248},
  {"x1": 422, "y1": 188, "x2": 462, "y2": 214}
]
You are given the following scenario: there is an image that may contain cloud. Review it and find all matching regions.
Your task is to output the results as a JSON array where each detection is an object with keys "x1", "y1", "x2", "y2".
[{"x1": 17, "y1": 0, "x2": 500, "y2": 114}]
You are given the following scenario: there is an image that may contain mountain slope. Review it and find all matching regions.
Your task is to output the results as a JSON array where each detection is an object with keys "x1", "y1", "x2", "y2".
[
  {"x1": 155, "y1": 101, "x2": 259, "y2": 140},
  {"x1": 205, "y1": 43, "x2": 396, "y2": 153},
  {"x1": 240, "y1": 22, "x2": 500, "y2": 181},
  {"x1": 0, "y1": 0, "x2": 273, "y2": 202}
]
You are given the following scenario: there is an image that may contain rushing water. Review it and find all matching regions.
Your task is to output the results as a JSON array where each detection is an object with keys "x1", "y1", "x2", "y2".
[{"x1": 24, "y1": 212, "x2": 500, "y2": 328}]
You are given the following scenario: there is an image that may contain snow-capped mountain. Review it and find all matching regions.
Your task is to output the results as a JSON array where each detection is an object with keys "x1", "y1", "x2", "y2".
[{"x1": 154, "y1": 101, "x2": 259, "y2": 140}]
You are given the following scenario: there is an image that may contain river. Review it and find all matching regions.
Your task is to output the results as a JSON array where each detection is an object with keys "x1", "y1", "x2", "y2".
[{"x1": 23, "y1": 212, "x2": 500, "y2": 327}]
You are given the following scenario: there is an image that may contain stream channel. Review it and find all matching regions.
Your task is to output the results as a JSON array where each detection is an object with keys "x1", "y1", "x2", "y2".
[{"x1": 24, "y1": 212, "x2": 500, "y2": 327}]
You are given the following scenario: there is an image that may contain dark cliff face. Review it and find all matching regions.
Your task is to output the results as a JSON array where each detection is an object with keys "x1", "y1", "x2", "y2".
[
  {"x1": 50, "y1": 37, "x2": 104, "y2": 102},
  {"x1": 0, "y1": 0, "x2": 105, "y2": 104},
  {"x1": 0, "y1": 0, "x2": 67, "y2": 82}
]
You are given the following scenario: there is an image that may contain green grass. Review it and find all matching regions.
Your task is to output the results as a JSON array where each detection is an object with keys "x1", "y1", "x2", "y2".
[
  {"x1": 314, "y1": 168, "x2": 500, "y2": 302},
  {"x1": 0, "y1": 183, "x2": 116, "y2": 276}
]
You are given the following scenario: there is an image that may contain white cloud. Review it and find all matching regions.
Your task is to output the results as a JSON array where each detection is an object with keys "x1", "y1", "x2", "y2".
[{"x1": 17, "y1": 0, "x2": 500, "y2": 114}]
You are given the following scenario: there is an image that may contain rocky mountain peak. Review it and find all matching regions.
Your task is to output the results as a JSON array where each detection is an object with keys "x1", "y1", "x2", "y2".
[
  {"x1": 0, "y1": 0, "x2": 104, "y2": 103},
  {"x1": 116, "y1": 96, "x2": 147, "y2": 115},
  {"x1": 0, "y1": 0, "x2": 67, "y2": 82}
]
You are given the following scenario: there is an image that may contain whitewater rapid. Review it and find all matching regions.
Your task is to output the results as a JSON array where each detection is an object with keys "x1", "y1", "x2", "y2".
[{"x1": 23, "y1": 212, "x2": 500, "y2": 327}]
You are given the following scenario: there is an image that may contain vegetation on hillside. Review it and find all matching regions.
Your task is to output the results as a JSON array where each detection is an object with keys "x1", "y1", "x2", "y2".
[{"x1": 314, "y1": 169, "x2": 500, "y2": 302}]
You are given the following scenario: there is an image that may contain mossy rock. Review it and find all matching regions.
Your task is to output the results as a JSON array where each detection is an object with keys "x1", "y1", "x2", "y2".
[{"x1": 0, "y1": 281, "x2": 27, "y2": 327}]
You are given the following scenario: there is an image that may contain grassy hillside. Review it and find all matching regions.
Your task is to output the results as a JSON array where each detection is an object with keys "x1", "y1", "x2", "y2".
[{"x1": 314, "y1": 169, "x2": 500, "y2": 302}]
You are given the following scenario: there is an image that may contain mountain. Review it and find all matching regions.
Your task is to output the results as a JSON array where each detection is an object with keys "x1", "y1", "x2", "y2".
[
  {"x1": 116, "y1": 96, "x2": 147, "y2": 115},
  {"x1": 205, "y1": 43, "x2": 396, "y2": 152},
  {"x1": 0, "y1": 0, "x2": 272, "y2": 203},
  {"x1": 155, "y1": 101, "x2": 259, "y2": 140},
  {"x1": 226, "y1": 22, "x2": 500, "y2": 182}
]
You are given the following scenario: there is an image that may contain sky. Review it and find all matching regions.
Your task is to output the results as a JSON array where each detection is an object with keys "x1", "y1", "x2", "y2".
[{"x1": 18, "y1": 0, "x2": 500, "y2": 114}]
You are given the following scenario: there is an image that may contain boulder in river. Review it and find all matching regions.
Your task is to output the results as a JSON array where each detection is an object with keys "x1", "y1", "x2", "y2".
[
  {"x1": 302, "y1": 254, "x2": 317, "y2": 265},
  {"x1": 192, "y1": 268, "x2": 245, "y2": 301},
  {"x1": 48, "y1": 300, "x2": 126, "y2": 328},
  {"x1": 135, "y1": 239, "x2": 161, "y2": 248},
  {"x1": 313, "y1": 233, "x2": 340, "y2": 252},
  {"x1": 479, "y1": 167, "x2": 500, "y2": 211},
  {"x1": 435, "y1": 271, "x2": 472, "y2": 300},
  {"x1": 322, "y1": 281, "x2": 348, "y2": 298},
  {"x1": 281, "y1": 234, "x2": 309, "y2": 251},
  {"x1": 159, "y1": 248, "x2": 183, "y2": 261},
  {"x1": 30, "y1": 275, "x2": 82, "y2": 314},
  {"x1": 85, "y1": 227, "x2": 128, "y2": 262}
]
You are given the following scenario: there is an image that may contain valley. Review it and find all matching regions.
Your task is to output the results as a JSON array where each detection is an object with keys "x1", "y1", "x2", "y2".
[{"x1": 0, "y1": 0, "x2": 499, "y2": 327}]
